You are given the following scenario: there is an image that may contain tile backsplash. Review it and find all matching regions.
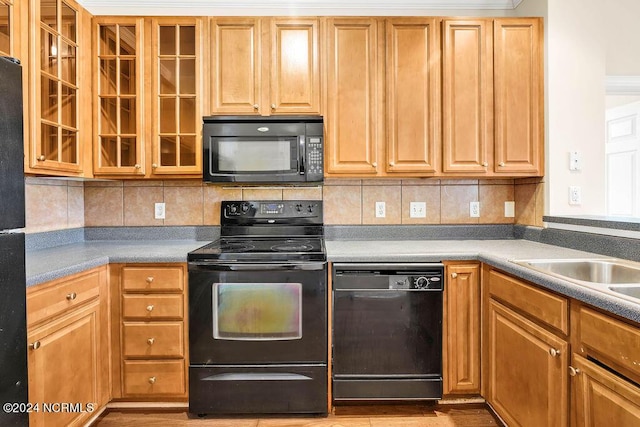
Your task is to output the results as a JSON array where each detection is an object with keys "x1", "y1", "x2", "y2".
[{"x1": 24, "y1": 177, "x2": 545, "y2": 233}]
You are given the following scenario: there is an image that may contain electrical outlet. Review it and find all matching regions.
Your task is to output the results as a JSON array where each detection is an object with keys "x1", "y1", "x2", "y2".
[
  {"x1": 410, "y1": 202, "x2": 426, "y2": 218},
  {"x1": 569, "y1": 186, "x2": 581, "y2": 205},
  {"x1": 470, "y1": 201, "x2": 480, "y2": 218},
  {"x1": 154, "y1": 202, "x2": 166, "y2": 219},
  {"x1": 375, "y1": 201, "x2": 386, "y2": 218},
  {"x1": 504, "y1": 201, "x2": 515, "y2": 218}
]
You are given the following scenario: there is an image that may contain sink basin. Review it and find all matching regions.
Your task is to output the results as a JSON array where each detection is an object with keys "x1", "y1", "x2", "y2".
[
  {"x1": 608, "y1": 285, "x2": 640, "y2": 299},
  {"x1": 511, "y1": 258, "x2": 640, "y2": 304},
  {"x1": 516, "y1": 259, "x2": 640, "y2": 284}
]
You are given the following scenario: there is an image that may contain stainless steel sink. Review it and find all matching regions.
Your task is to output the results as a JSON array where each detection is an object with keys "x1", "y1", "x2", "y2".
[
  {"x1": 511, "y1": 258, "x2": 640, "y2": 304},
  {"x1": 515, "y1": 259, "x2": 640, "y2": 284},
  {"x1": 608, "y1": 285, "x2": 640, "y2": 299}
]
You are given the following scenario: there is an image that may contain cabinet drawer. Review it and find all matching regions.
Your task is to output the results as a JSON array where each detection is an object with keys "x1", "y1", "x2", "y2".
[
  {"x1": 122, "y1": 322, "x2": 184, "y2": 358},
  {"x1": 122, "y1": 294, "x2": 184, "y2": 320},
  {"x1": 123, "y1": 360, "x2": 186, "y2": 396},
  {"x1": 488, "y1": 270, "x2": 569, "y2": 334},
  {"x1": 579, "y1": 306, "x2": 640, "y2": 382},
  {"x1": 27, "y1": 268, "x2": 102, "y2": 327},
  {"x1": 122, "y1": 266, "x2": 184, "y2": 292}
]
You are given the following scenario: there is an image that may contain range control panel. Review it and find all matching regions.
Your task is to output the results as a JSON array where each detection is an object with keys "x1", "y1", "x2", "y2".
[{"x1": 222, "y1": 200, "x2": 323, "y2": 222}]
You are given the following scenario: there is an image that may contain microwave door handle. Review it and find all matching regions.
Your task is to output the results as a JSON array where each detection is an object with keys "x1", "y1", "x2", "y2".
[{"x1": 299, "y1": 135, "x2": 306, "y2": 175}]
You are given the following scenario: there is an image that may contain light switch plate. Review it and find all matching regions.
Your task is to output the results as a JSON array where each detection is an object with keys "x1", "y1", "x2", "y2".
[{"x1": 410, "y1": 202, "x2": 426, "y2": 218}]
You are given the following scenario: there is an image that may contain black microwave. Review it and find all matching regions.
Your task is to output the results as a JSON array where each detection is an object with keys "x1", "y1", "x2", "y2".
[{"x1": 203, "y1": 116, "x2": 324, "y2": 184}]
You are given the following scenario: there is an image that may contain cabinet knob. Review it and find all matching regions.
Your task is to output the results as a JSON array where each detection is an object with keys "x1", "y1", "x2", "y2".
[
  {"x1": 38, "y1": 155, "x2": 46, "y2": 161},
  {"x1": 372, "y1": 162, "x2": 377, "y2": 167},
  {"x1": 134, "y1": 164, "x2": 142, "y2": 169},
  {"x1": 499, "y1": 162, "x2": 505, "y2": 167},
  {"x1": 152, "y1": 163, "x2": 158, "y2": 169},
  {"x1": 389, "y1": 162, "x2": 395, "y2": 167},
  {"x1": 451, "y1": 272, "x2": 458, "y2": 279},
  {"x1": 271, "y1": 104, "x2": 276, "y2": 109},
  {"x1": 148, "y1": 376, "x2": 156, "y2": 384},
  {"x1": 146, "y1": 304, "x2": 154, "y2": 312},
  {"x1": 568, "y1": 366, "x2": 581, "y2": 377},
  {"x1": 146, "y1": 276, "x2": 154, "y2": 284},
  {"x1": 147, "y1": 338, "x2": 155, "y2": 346},
  {"x1": 66, "y1": 292, "x2": 77, "y2": 301},
  {"x1": 29, "y1": 341, "x2": 41, "y2": 350},
  {"x1": 482, "y1": 162, "x2": 488, "y2": 167},
  {"x1": 549, "y1": 348, "x2": 561, "y2": 357},
  {"x1": 253, "y1": 104, "x2": 259, "y2": 110}
]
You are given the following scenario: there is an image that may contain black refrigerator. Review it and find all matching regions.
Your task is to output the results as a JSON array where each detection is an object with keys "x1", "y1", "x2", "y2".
[{"x1": 0, "y1": 56, "x2": 28, "y2": 426}]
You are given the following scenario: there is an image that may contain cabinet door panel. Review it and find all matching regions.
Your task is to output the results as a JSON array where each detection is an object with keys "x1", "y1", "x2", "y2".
[
  {"x1": 494, "y1": 18, "x2": 543, "y2": 175},
  {"x1": 326, "y1": 18, "x2": 381, "y2": 175},
  {"x1": 443, "y1": 263, "x2": 480, "y2": 394},
  {"x1": 487, "y1": 299, "x2": 568, "y2": 427},
  {"x1": 386, "y1": 18, "x2": 439, "y2": 174},
  {"x1": 442, "y1": 19, "x2": 492, "y2": 174},
  {"x1": 28, "y1": 304, "x2": 99, "y2": 427},
  {"x1": 270, "y1": 18, "x2": 320, "y2": 115},
  {"x1": 572, "y1": 354, "x2": 640, "y2": 427},
  {"x1": 211, "y1": 18, "x2": 261, "y2": 114}
]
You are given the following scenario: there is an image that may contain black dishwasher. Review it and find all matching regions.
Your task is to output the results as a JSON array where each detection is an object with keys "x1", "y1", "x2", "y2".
[{"x1": 332, "y1": 263, "x2": 444, "y2": 401}]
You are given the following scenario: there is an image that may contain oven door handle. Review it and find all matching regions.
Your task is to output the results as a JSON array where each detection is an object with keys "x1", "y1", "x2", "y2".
[{"x1": 189, "y1": 262, "x2": 326, "y2": 271}]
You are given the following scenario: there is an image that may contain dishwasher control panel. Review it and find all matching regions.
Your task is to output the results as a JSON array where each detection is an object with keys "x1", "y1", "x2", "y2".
[
  {"x1": 390, "y1": 274, "x2": 442, "y2": 290},
  {"x1": 333, "y1": 263, "x2": 444, "y2": 291}
]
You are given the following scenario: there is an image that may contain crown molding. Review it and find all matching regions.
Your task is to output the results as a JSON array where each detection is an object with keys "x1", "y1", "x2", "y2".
[
  {"x1": 77, "y1": 0, "x2": 525, "y2": 16},
  {"x1": 606, "y1": 76, "x2": 640, "y2": 95}
]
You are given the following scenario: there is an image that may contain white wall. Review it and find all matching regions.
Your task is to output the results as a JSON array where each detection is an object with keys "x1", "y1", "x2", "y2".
[
  {"x1": 547, "y1": 0, "x2": 607, "y2": 215},
  {"x1": 605, "y1": 0, "x2": 640, "y2": 75}
]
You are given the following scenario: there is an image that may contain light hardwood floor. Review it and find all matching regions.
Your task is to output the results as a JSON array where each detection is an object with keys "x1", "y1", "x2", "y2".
[{"x1": 93, "y1": 404, "x2": 502, "y2": 426}]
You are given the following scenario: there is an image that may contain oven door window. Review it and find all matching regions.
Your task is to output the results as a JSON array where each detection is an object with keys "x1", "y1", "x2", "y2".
[
  {"x1": 212, "y1": 137, "x2": 298, "y2": 174},
  {"x1": 213, "y1": 283, "x2": 303, "y2": 341}
]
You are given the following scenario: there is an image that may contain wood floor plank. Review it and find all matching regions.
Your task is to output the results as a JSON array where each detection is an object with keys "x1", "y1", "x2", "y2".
[{"x1": 93, "y1": 404, "x2": 501, "y2": 427}]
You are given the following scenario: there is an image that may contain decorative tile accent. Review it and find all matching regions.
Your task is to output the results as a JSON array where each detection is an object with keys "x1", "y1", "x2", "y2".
[
  {"x1": 123, "y1": 186, "x2": 164, "y2": 226},
  {"x1": 323, "y1": 185, "x2": 362, "y2": 224},
  {"x1": 401, "y1": 185, "x2": 441, "y2": 224},
  {"x1": 479, "y1": 184, "x2": 514, "y2": 224},
  {"x1": 164, "y1": 186, "x2": 204, "y2": 226},
  {"x1": 84, "y1": 186, "x2": 124, "y2": 226},
  {"x1": 440, "y1": 184, "x2": 479, "y2": 224},
  {"x1": 362, "y1": 185, "x2": 401, "y2": 225}
]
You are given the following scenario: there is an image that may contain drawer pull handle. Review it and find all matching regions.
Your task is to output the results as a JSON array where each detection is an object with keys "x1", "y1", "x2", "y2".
[
  {"x1": 148, "y1": 376, "x2": 156, "y2": 384},
  {"x1": 30, "y1": 341, "x2": 41, "y2": 350},
  {"x1": 146, "y1": 276, "x2": 154, "y2": 284},
  {"x1": 569, "y1": 366, "x2": 581, "y2": 377},
  {"x1": 66, "y1": 292, "x2": 77, "y2": 301},
  {"x1": 451, "y1": 273, "x2": 458, "y2": 279},
  {"x1": 147, "y1": 338, "x2": 155, "y2": 346},
  {"x1": 146, "y1": 305, "x2": 154, "y2": 312},
  {"x1": 549, "y1": 348, "x2": 561, "y2": 357}
]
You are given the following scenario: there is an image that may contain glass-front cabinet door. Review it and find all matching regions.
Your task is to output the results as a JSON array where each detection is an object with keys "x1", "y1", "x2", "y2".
[
  {"x1": 93, "y1": 18, "x2": 144, "y2": 176},
  {"x1": 151, "y1": 18, "x2": 203, "y2": 175},
  {"x1": 29, "y1": 0, "x2": 84, "y2": 174},
  {"x1": 0, "y1": 0, "x2": 15, "y2": 57}
]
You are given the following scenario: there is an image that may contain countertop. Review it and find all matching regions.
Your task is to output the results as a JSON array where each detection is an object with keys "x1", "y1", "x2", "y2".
[{"x1": 26, "y1": 238, "x2": 640, "y2": 323}]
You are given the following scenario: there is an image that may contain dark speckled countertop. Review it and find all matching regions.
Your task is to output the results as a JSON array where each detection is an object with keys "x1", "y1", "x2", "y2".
[{"x1": 26, "y1": 238, "x2": 640, "y2": 324}]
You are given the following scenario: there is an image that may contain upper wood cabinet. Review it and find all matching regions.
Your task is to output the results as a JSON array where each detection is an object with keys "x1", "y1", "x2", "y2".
[
  {"x1": 93, "y1": 17, "x2": 146, "y2": 176},
  {"x1": 442, "y1": 19, "x2": 493, "y2": 174},
  {"x1": 386, "y1": 18, "x2": 440, "y2": 175},
  {"x1": 26, "y1": 0, "x2": 92, "y2": 176},
  {"x1": 150, "y1": 17, "x2": 204, "y2": 175},
  {"x1": 0, "y1": 0, "x2": 18, "y2": 58},
  {"x1": 325, "y1": 18, "x2": 382, "y2": 175},
  {"x1": 493, "y1": 18, "x2": 543, "y2": 175},
  {"x1": 211, "y1": 17, "x2": 320, "y2": 116}
]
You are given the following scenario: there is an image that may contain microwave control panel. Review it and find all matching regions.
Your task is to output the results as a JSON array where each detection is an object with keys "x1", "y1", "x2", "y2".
[{"x1": 306, "y1": 137, "x2": 324, "y2": 180}]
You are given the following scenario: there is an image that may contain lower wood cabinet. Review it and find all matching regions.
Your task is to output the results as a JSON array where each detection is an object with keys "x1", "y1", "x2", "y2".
[
  {"x1": 110, "y1": 263, "x2": 188, "y2": 401},
  {"x1": 483, "y1": 267, "x2": 569, "y2": 427},
  {"x1": 443, "y1": 262, "x2": 481, "y2": 395},
  {"x1": 26, "y1": 266, "x2": 109, "y2": 427}
]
